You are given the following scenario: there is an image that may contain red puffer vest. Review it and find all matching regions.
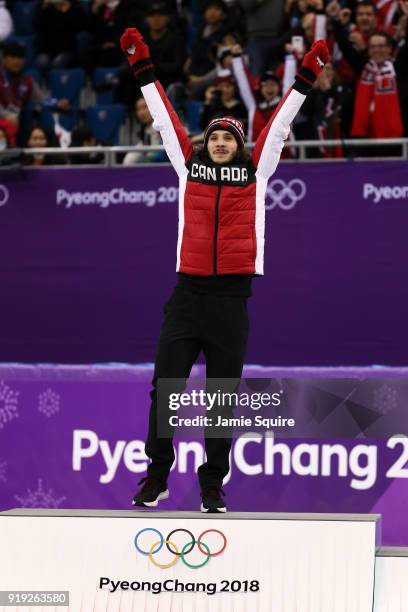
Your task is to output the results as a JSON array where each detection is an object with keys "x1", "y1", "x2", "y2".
[{"x1": 179, "y1": 154, "x2": 257, "y2": 275}]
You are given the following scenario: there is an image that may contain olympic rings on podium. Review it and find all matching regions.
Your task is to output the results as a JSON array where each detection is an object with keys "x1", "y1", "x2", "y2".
[
  {"x1": 134, "y1": 527, "x2": 227, "y2": 568},
  {"x1": 180, "y1": 540, "x2": 210, "y2": 569},
  {"x1": 149, "y1": 540, "x2": 179, "y2": 569},
  {"x1": 197, "y1": 529, "x2": 227, "y2": 556},
  {"x1": 166, "y1": 528, "x2": 195, "y2": 555},
  {"x1": 134, "y1": 527, "x2": 163, "y2": 555}
]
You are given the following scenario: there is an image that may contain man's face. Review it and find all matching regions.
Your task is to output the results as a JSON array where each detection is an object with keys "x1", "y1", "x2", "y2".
[
  {"x1": 356, "y1": 6, "x2": 377, "y2": 34},
  {"x1": 368, "y1": 34, "x2": 391, "y2": 63},
  {"x1": 218, "y1": 80, "x2": 235, "y2": 100},
  {"x1": 207, "y1": 130, "x2": 238, "y2": 164},
  {"x1": 3, "y1": 55, "x2": 25, "y2": 73},
  {"x1": 204, "y1": 5, "x2": 224, "y2": 25},
  {"x1": 147, "y1": 13, "x2": 168, "y2": 32},
  {"x1": 261, "y1": 79, "x2": 280, "y2": 101},
  {"x1": 135, "y1": 98, "x2": 152, "y2": 125}
]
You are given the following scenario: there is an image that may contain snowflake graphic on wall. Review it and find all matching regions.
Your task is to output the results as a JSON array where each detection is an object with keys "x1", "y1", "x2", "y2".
[
  {"x1": 0, "y1": 380, "x2": 19, "y2": 430},
  {"x1": 15, "y1": 479, "x2": 66, "y2": 508},
  {"x1": 38, "y1": 388, "x2": 61, "y2": 418},
  {"x1": 373, "y1": 384, "x2": 398, "y2": 415},
  {"x1": 0, "y1": 460, "x2": 6, "y2": 483}
]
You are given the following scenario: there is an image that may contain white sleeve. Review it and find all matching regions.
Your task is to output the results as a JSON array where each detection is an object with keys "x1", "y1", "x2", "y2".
[
  {"x1": 140, "y1": 80, "x2": 193, "y2": 177},
  {"x1": 253, "y1": 88, "x2": 306, "y2": 179}
]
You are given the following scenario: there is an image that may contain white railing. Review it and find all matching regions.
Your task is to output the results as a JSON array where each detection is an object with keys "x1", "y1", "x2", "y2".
[{"x1": 1, "y1": 138, "x2": 407, "y2": 167}]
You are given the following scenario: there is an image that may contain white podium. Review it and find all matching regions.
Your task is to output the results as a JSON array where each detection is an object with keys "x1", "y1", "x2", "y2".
[
  {"x1": 374, "y1": 547, "x2": 408, "y2": 612},
  {"x1": 0, "y1": 509, "x2": 380, "y2": 612}
]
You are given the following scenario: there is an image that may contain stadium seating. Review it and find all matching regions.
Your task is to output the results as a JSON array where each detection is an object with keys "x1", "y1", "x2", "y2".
[
  {"x1": 76, "y1": 31, "x2": 94, "y2": 53},
  {"x1": 92, "y1": 68, "x2": 119, "y2": 105},
  {"x1": 85, "y1": 104, "x2": 125, "y2": 145},
  {"x1": 48, "y1": 69, "x2": 86, "y2": 107},
  {"x1": 186, "y1": 100, "x2": 203, "y2": 134},
  {"x1": 11, "y1": 1, "x2": 36, "y2": 36}
]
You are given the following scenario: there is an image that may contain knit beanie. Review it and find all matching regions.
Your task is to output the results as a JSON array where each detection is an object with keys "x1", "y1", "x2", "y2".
[{"x1": 203, "y1": 116, "x2": 245, "y2": 149}]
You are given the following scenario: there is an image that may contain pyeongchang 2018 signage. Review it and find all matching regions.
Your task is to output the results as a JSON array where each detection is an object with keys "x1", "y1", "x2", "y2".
[
  {"x1": 56, "y1": 186, "x2": 179, "y2": 208},
  {"x1": 55, "y1": 179, "x2": 307, "y2": 212},
  {"x1": 363, "y1": 182, "x2": 408, "y2": 203},
  {"x1": 72, "y1": 430, "x2": 383, "y2": 492}
]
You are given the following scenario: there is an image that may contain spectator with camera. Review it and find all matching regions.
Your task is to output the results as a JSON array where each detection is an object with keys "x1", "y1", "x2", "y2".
[
  {"x1": 200, "y1": 72, "x2": 246, "y2": 131},
  {"x1": 186, "y1": 30, "x2": 243, "y2": 100}
]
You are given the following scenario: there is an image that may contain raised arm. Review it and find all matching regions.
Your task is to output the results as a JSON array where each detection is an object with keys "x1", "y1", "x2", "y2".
[
  {"x1": 253, "y1": 40, "x2": 330, "y2": 179},
  {"x1": 330, "y1": 19, "x2": 366, "y2": 75},
  {"x1": 231, "y1": 51, "x2": 257, "y2": 142},
  {"x1": 120, "y1": 28, "x2": 193, "y2": 177}
]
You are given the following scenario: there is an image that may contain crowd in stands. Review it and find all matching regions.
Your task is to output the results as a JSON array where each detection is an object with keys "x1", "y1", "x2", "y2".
[{"x1": 0, "y1": 0, "x2": 407, "y2": 164}]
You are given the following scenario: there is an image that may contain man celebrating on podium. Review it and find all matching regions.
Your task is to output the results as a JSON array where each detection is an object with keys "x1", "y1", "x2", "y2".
[{"x1": 120, "y1": 26, "x2": 330, "y2": 512}]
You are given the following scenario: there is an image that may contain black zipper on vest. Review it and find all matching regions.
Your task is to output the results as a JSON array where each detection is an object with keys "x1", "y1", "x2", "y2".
[{"x1": 213, "y1": 183, "x2": 222, "y2": 275}]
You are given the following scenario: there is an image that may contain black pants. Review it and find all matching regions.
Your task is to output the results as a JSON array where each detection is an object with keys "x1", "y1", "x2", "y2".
[{"x1": 145, "y1": 285, "x2": 249, "y2": 489}]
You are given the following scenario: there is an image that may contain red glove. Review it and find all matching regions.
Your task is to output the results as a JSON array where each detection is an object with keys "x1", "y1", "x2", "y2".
[
  {"x1": 302, "y1": 40, "x2": 330, "y2": 78},
  {"x1": 120, "y1": 28, "x2": 153, "y2": 76},
  {"x1": 295, "y1": 39, "x2": 330, "y2": 93}
]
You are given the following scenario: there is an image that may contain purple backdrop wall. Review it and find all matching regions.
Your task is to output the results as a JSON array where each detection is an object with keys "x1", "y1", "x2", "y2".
[
  {"x1": 1, "y1": 365, "x2": 408, "y2": 546},
  {"x1": 1, "y1": 161, "x2": 408, "y2": 365}
]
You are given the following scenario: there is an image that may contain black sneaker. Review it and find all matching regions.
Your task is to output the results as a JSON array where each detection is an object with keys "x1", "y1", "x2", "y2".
[
  {"x1": 132, "y1": 477, "x2": 169, "y2": 508},
  {"x1": 200, "y1": 487, "x2": 226, "y2": 513}
]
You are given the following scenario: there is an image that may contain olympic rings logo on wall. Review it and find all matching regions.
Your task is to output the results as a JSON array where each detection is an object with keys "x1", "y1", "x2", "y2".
[
  {"x1": 134, "y1": 527, "x2": 227, "y2": 570},
  {"x1": 0, "y1": 185, "x2": 9, "y2": 207},
  {"x1": 265, "y1": 179, "x2": 307, "y2": 211}
]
